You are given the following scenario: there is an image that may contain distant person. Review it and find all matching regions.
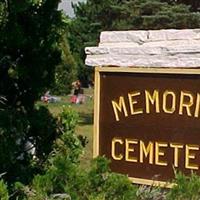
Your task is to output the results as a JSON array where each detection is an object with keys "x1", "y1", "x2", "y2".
[
  {"x1": 73, "y1": 80, "x2": 81, "y2": 96},
  {"x1": 71, "y1": 80, "x2": 82, "y2": 104},
  {"x1": 78, "y1": 87, "x2": 85, "y2": 104},
  {"x1": 41, "y1": 90, "x2": 50, "y2": 103}
]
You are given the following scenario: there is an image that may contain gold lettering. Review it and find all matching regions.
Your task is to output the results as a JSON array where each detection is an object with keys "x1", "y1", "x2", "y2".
[
  {"x1": 112, "y1": 96, "x2": 128, "y2": 121},
  {"x1": 185, "y1": 144, "x2": 199, "y2": 170},
  {"x1": 155, "y1": 142, "x2": 168, "y2": 166},
  {"x1": 179, "y1": 91, "x2": 194, "y2": 117},
  {"x1": 145, "y1": 90, "x2": 160, "y2": 114},
  {"x1": 163, "y1": 91, "x2": 176, "y2": 114},
  {"x1": 170, "y1": 143, "x2": 184, "y2": 167},
  {"x1": 125, "y1": 139, "x2": 138, "y2": 162},
  {"x1": 140, "y1": 141, "x2": 153, "y2": 164},
  {"x1": 111, "y1": 138, "x2": 124, "y2": 160},
  {"x1": 194, "y1": 93, "x2": 200, "y2": 118},
  {"x1": 128, "y1": 92, "x2": 143, "y2": 115}
]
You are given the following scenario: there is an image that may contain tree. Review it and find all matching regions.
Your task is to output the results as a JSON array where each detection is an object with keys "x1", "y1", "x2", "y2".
[
  {"x1": 49, "y1": 14, "x2": 77, "y2": 95},
  {"x1": 52, "y1": 34, "x2": 77, "y2": 95},
  {"x1": 0, "y1": 0, "x2": 66, "y2": 186},
  {"x1": 161, "y1": 0, "x2": 200, "y2": 11},
  {"x1": 122, "y1": 0, "x2": 200, "y2": 30},
  {"x1": 69, "y1": 0, "x2": 200, "y2": 84},
  {"x1": 68, "y1": 0, "x2": 125, "y2": 86},
  {"x1": 0, "y1": 0, "x2": 63, "y2": 110}
]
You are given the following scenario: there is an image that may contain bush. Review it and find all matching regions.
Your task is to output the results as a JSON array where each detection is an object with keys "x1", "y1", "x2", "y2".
[
  {"x1": 0, "y1": 0, "x2": 67, "y2": 189},
  {"x1": 25, "y1": 157, "x2": 138, "y2": 200},
  {"x1": 167, "y1": 172, "x2": 200, "y2": 200},
  {"x1": 137, "y1": 185, "x2": 166, "y2": 200},
  {"x1": 0, "y1": 180, "x2": 9, "y2": 200},
  {"x1": 12, "y1": 106, "x2": 137, "y2": 200},
  {"x1": 0, "y1": 108, "x2": 32, "y2": 184},
  {"x1": 79, "y1": 157, "x2": 137, "y2": 200},
  {"x1": 0, "y1": 106, "x2": 59, "y2": 186},
  {"x1": 4, "y1": 105, "x2": 200, "y2": 200},
  {"x1": 21, "y1": 106, "x2": 83, "y2": 199},
  {"x1": 29, "y1": 106, "x2": 59, "y2": 161},
  {"x1": 52, "y1": 36, "x2": 77, "y2": 95}
]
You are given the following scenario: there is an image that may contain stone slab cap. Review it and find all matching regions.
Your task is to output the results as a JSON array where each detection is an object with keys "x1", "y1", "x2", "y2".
[{"x1": 85, "y1": 29, "x2": 200, "y2": 68}]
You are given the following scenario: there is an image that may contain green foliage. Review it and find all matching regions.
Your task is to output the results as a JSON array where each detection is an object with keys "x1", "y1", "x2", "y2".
[
  {"x1": 0, "y1": 106, "x2": 59, "y2": 185},
  {"x1": 167, "y1": 172, "x2": 200, "y2": 200},
  {"x1": 59, "y1": 105, "x2": 79, "y2": 131},
  {"x1": 25, "y1": 156, "x2": 138, "y2": 200},
  {"x1": 0, "y1": 108, "x2": 31, "y2": 184},
  {"x1": 126, "y1": 0, "x2": 200, "y2": 30},
  {"x1": 0, "y1": 0, "x2": 70, "y2": 188},
  {"x1": 0, "y1": 2, "x2": 7, "y2": 30},
  {"x1": 23, "y1": 106, "x2": 83, "y2": 199},
  {"x1": 0, "y1": 0, "x2": 64, "y2": 110},
  {"x1": 55, "y1": 106, "x2": 82, "y2": 163},
  {"x1": 69, "y1": 0, "x2": 200, "y2": 85},
  {"x1": 161, "y1": 0, "x2": 200, "y2": 11},
  {"x1": 0, "y1": 180, "x2": 9, "y2": 200},
  {"x1": 2, "y1": 1, "x2": 200, "y2": 199},
  {"x1": 136, "y1": 185, "x2": 166, "y2": 200},
  {"x1": 29, "y1": 106, "x2": 58, "y2": 161},
  {"x1": 13, "y1": 107, "x2": 138, "y2": 200},
  {"x1": 4, "y1": 105, "x2": 200, "y2": 199},
  {"x1": 52, "y1": 16, "x2": 77, "y2": 95},
  {"x1": 90, "y1": 157, "x2": 137, "y2": 200}
]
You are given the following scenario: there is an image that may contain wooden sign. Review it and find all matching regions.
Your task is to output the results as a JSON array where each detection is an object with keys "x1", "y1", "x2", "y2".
[{"x1": 94, "y1": 67, "x2": 200, "y2": 187}]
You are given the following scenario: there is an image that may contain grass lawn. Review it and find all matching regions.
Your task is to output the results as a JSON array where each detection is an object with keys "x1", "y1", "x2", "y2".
[{"x1": 38, "y1": 88, "x2": 94, "y2": 168}]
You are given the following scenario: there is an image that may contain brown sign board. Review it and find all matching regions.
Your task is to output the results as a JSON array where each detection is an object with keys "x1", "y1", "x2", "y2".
[{"x1": 94, "y1": 67, "x2": 200, "y2": 187}]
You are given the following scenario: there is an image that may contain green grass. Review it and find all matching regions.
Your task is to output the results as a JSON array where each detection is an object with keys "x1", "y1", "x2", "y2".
[{"x1": 38, "y1": 88, "x2": 94, "y2": 167}]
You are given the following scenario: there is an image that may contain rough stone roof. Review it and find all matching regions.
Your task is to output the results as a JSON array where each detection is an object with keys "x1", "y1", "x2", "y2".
[{"x1": 85, "y1": 29, "x2": 200, "y2": 68}]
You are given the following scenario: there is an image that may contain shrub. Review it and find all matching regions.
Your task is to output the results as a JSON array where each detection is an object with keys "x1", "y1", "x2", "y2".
[
  {"x1": 0, "y1": 0, "x2": 67, "y2": 189},
  {"x1": 0, "y1": 108, "x2": 32, "y2": 184},
  {"x1": 137, "y1": 185, "x2": 167, "y2": 200},
  {"x1": 0, "y1": 106, "x2": 59, "y2": 186},
  {"x1": 15, "y1": 106, "x2": 138, "y2": 200},
  {"x1": 52, "y1": 36, "x2": 77, "y2": 95},
  {"x1": 0, "y1": 180, "x2": 9, "y2": 200},
  {"x1": 6, "y1": 106, "x2": 200, "y2": 200},
  {"x1": 167, "y1": 172, "x2": 200, "y2": 200},
  {"x1": 21, "y1": 106, "x2": 83, "y2": 199}
]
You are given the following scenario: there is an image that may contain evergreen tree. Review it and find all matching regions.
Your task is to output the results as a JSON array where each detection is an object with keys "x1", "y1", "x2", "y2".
[
  {"x1": 69, "y1": 0, "x2": 200, "y2": 83},
  {"x1": 161, "y1": 0, "x2": 200, "y2": 11},
  {"x1": 0, "y1": 0, "x2": 67, "y2": 187},
  {"x1": 52, "y1": 32, "x2": 77, "y2": 95},
  {"x1": 69, "y1": 0, "x2": 125, "y2": 85},
  {"x1": 122, "y1": 0, "x2": 200, "y2": 30}
]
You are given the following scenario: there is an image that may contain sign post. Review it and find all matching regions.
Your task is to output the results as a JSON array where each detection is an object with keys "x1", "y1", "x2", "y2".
[{"x1": 94, "y1": 66, "x2": 200, "y2": 187}]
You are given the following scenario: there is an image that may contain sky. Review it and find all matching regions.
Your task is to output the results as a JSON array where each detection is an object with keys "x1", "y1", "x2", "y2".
[{"x1": 58, "y1": 0, "x2": 86, "y2": 17}]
